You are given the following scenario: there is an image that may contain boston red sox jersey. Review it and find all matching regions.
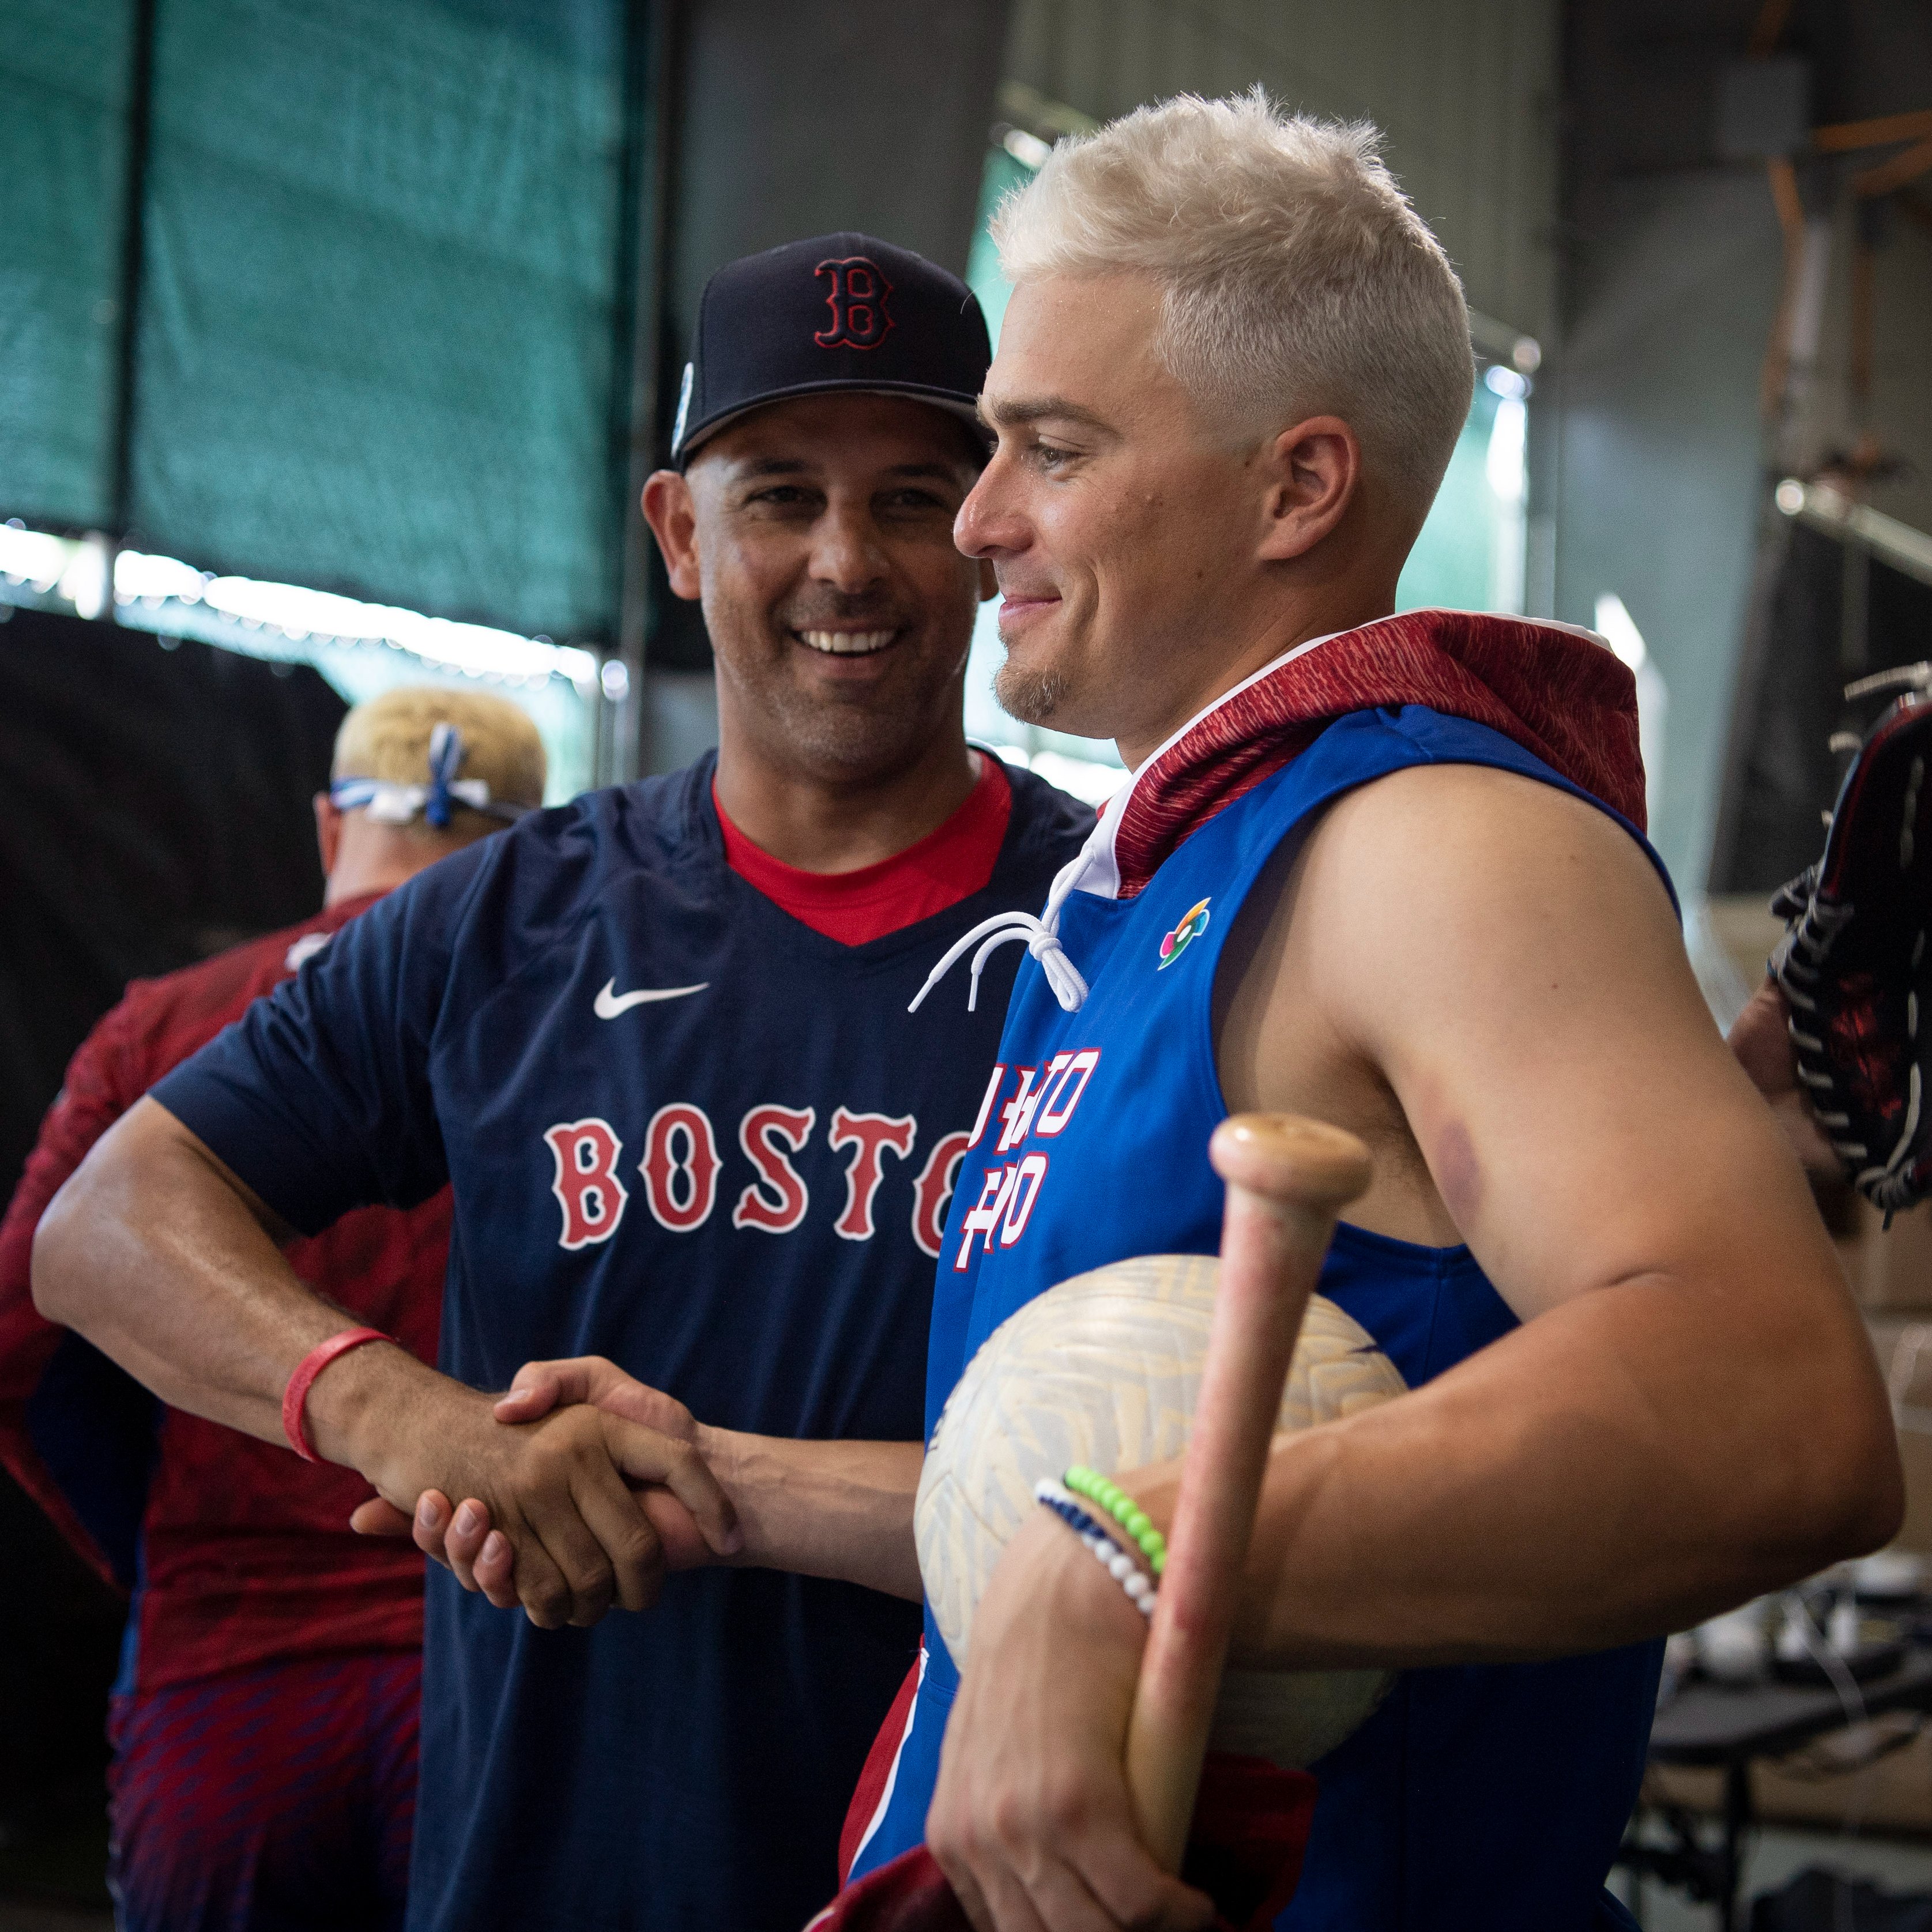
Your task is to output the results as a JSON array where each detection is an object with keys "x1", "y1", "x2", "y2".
[
  {"x1": 151, "y1": 753, "x2": 1091, "y2": 1932},
  {"x1": 0, "y1": 894, "x2": 439, "y2": 1694},
  {"x1": 852, "y1": 689, "x2": 1673, "y2": 1930}
]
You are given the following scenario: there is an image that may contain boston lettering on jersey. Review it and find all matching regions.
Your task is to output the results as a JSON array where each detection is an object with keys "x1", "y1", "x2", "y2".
[
  {"x1": 154, "y1": 755, "x2": 1092, "y2": 1932},
  {"x1": 543, "y1": 1102, "x2": 969, "y2": 1254}
]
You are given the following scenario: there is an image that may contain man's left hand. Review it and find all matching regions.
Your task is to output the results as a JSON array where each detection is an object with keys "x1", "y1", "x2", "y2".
[{"x1": 927, "y1": 1510, "x2": 1213, "y2": 1932}]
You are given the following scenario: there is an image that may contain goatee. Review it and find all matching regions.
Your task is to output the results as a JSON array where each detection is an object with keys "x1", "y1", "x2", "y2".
[{"x1": 994, "y1": 657, "x2": 1068, "y2": 726}]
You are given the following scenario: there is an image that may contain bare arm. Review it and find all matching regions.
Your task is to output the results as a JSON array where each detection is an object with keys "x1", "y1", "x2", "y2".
[
  {"x1": 701, "y1": 1429, "x2": 922, "y2": 1598},
  {"x1": 1728, "y1": 974, "x2": 1839, "y2": 1174},
  {"x1": 34, "y1": 1097, "x2": 345, "y2": 1434},
  {"x1": 33, "y1": 1098, "x2": 740, "y2": 1626},
  {"x1": 1200, "y1": 764, "x2": 1899, "y2": 1664}
]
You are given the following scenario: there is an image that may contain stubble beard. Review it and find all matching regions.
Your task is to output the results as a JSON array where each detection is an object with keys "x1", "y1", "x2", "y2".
[
  {"x1": 814, "y1": 707, "x2": 925, "y2": 773},
  {"x1": 758, "y1": 679, "x2": 932, "y2": 778},
  {"x1": 743, "y1": 630, "x2": 966, "y2": 782},
  {"x1": 993, "y1": 655, "x2": 1069, "y2": 727}
]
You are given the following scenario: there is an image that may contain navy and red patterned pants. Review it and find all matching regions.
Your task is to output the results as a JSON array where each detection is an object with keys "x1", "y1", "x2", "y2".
[{"x1": 108, "y1": 1652, "x2": 420, "y2": 1932}]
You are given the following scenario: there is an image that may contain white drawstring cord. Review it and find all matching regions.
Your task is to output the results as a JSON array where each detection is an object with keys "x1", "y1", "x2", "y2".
[{"x1": 908, "y1": 835, "x2": 1099, "y2": 1015}]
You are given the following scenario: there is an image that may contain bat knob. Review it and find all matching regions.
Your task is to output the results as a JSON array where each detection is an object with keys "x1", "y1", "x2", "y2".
[{"x1": 1209, "y1": 1113, "x2": 1372, "y2": 1212}]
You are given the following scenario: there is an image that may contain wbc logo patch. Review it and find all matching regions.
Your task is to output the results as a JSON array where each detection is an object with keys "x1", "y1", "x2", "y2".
[
  {"x1": 1158, "y1": 898, "x2": 1211, "y2": 969},
  {"x1": 814, "y1": 256, "x2": 895, "y2": 349}
]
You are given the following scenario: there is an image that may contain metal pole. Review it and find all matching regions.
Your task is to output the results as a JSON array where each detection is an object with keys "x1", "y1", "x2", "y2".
[
  {"x1": 106, "y1": 0, "x2": 160, "y2": 597},
  {"x1": 1718, "y1": 1756, "x2": 1752, "y2": 1932},
  {"x1": 604, "y1": 0, "x2": 680, "y2": 785}
]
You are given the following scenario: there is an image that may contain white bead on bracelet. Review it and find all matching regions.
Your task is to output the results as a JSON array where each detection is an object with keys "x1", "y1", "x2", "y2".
[
  {"x1": 1082, "y1": 1526, "x2": 1158, "y2": 1617},
  {"x1": 1032, "y1": 1477, "x2": 1158, "y2": 1617}
]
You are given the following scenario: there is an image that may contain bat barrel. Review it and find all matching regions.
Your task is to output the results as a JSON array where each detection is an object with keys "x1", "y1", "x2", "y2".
[{"x1": 1126, "y1": 1112, "x2": 1372, "y2": 1873}]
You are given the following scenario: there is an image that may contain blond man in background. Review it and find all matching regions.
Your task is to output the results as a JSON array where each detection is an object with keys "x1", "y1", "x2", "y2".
[{"x1": 0, "y1": 686, "x2": 543, "y2": 1932}]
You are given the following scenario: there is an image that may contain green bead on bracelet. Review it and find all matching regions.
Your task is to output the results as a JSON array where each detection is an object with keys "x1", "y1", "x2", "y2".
[{"x1": 1064, "y1": 1464, "x2": 1168, "y2": 1576}]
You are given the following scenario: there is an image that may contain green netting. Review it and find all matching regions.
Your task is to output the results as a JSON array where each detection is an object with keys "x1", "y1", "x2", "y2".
[
  {"x1": 0, "y1": 0, "x2": 134, "y2": 531},
  {"x1": 130, "y1": 0, "x2": 631, "y2": 641}
]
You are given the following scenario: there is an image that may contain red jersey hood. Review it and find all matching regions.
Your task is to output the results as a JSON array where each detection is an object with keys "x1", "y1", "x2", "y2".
[{"x1": 1099, "y1": 608, "x2": 1645, "y2": 899}]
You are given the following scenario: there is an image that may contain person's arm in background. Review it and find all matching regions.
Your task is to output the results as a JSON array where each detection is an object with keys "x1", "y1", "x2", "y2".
[
  {"x1": 33, "y1": 879, "x2": 741, "y2": 1629},
  {"x1": 1728, "y1": 976, "x2": 1838, "y2": 1173},
  {"x1": 0, "y1": 997, "x2": 146, "y2": 1583}
]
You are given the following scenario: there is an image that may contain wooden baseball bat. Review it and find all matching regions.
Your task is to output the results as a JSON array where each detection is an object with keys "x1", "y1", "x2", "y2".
[{"x1": 1124, "y1": 1112, "x2": 1372, "y2": 1874}]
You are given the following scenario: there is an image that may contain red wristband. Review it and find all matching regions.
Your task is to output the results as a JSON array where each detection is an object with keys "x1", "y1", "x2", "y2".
[{"x1": 282, "y1": 1327, "x2": 391, "y2": 1463}]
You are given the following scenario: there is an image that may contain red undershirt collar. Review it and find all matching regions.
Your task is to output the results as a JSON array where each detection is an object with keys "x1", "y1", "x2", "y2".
[{"x1": 713, "y1": 754, "x2": 1013, "y2": 947}]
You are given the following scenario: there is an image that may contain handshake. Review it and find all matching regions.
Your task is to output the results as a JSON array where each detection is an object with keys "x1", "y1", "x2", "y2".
[{"x1": 349, "y1": 1357, "x2": 739, "y2": 1629}]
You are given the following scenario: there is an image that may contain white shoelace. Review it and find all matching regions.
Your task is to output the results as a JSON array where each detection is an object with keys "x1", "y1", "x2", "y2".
[
  {"x1": 907, "y1": 827, "x2": 1105, "y2": 1015},
  {"x1": 909, "y1": 628, "x2": 1356, "y2": 1019}
]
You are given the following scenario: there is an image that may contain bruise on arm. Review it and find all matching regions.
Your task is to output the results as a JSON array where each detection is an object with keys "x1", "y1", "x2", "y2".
[{"x1": 1426, "y1": 1116, "x2": 1483, "y2": 1231}]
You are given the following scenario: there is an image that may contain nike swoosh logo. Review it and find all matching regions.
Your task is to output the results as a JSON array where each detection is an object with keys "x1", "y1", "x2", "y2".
[{"x1": 594, "y1": 978, "x2": 710, "y2": 1018}]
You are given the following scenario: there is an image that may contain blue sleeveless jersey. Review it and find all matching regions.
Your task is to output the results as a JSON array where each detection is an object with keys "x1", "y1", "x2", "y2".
[
  {"x1": 852, "y1": 708, "x2": 1669, "y2": 1930},
  {"x1": 153, "y1": 754, "x2": 1093, "y2": 1932}
]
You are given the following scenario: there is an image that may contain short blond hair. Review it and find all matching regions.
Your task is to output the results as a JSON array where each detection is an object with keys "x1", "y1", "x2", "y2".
[
  {"x1": 993, "y1": 90, "x2": 1474, "y2": 514},
  {"x1": 333, "y1": 686, "x2": 546, "y2": 833}
]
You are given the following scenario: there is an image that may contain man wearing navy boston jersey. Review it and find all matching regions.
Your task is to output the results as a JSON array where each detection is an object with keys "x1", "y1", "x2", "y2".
[{"x1": 31, "y1": 234, "x2": 1092, "y2": 1932}]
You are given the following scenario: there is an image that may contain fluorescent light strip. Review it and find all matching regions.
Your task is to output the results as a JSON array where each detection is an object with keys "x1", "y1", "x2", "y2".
[
  {"x1": 0, "y1": 522, "x2": 73, "y2": 592},
  {"x1": 1, "y1": 523, "x2": 597, "y2": 690}
]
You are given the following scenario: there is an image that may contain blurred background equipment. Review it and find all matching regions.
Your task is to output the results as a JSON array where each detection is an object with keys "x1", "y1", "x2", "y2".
[{"x1": 0, "y1": 606, "x2": 344, "y2": 1915}]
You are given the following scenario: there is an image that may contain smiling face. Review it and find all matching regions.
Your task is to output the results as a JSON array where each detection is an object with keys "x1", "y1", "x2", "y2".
[
  {"x1": 955, "y1": 273, "x2": 1390, "y2": 769},
  {"x1": 645, "y1": 393, "x2": 990, "y2": 786}
]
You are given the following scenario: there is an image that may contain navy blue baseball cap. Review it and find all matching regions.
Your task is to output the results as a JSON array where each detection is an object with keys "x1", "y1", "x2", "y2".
[{"x1": 669, "y1": 232, "x2": 993, "y2": 467}]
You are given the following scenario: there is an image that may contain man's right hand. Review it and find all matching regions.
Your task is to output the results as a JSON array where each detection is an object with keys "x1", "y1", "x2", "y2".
[
  {"x1": 1728, "y1": 977, "x2": 1837, "y2": 1175},
  {"x1": 337, "y1": 1352, "x2": 739, "y2": 1628},
  {"x1": 29, "y1": 1101, "x2": 737, "y2": 1631},
  {"x1": 357, "y1": 1350, "x2": 927, "y2": 1605},
  {"x1": 489, "y1": 1353, "x2": 695, "y2": 1434}
]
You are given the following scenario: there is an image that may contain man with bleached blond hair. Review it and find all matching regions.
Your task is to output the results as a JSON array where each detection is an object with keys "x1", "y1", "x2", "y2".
[{"x1": 872, "y1": 90, "x2": 1897, "y2": 1931}]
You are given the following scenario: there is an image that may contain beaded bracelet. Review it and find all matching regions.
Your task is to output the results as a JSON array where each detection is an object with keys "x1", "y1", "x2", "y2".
[
  {"x1": 1033, "y1": 1479, "x2": 1157, "y2": 1617},
  {"x1": 1064, "y1": 1464, "x2": 1168, "y2": 1578},
  {"x1": 1033, "y1": 1478, "x2": 1138, "y2": 1559}
]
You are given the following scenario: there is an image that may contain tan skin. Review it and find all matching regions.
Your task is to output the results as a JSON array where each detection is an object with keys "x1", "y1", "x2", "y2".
[
  {"x1": 653, "y1": 390, "x2": 996, "y2": 870},
  {"x1": 1729, "y1": 975, "x2": 1838, "y2": 1171},
  {"x1": 29, "y1": 393, "x2": 990, "y2": 1628},
  {"x1": 424, "y1": 273, "x2": 1899, "y2": 1930}
]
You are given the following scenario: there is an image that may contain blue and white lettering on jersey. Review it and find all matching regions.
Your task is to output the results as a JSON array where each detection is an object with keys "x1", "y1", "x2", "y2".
[
  {"x1": 153, "y1": 754, "x2": 1093, "y2": 1932},
  {"x1": 852, "y1": 707, "x2": 1674, "y2": 1932}
]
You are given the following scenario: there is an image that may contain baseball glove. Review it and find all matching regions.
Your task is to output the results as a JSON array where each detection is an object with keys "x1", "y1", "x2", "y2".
[{"x1": 1771, "y1": 668, "x2": 1932, "y2": 1219}]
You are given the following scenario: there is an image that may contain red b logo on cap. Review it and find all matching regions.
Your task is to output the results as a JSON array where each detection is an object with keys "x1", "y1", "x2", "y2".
[{"x1": 814, "y1": 257, "x2": 895, "y2": 350}]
